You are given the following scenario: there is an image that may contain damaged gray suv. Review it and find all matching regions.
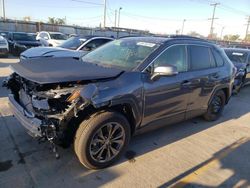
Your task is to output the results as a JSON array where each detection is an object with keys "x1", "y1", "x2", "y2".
[{"x1": 4, "y1": 36, "x2": 235, "y2": 169}]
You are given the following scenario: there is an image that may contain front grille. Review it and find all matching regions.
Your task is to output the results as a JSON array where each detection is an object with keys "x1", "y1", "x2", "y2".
[{"x1": 0, "y1": 41, "x2": 6, "y2": 45}]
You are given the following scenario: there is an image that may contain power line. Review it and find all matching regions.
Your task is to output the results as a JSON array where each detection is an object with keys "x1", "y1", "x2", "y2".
[
  {"x1": 67, "y1": 15, "x2": 102, "y2": 21},
  {"x1": 71, "y1": 0, "x2": 103, "y2": 6},
  {"x1": 218, "y1": 3, "x2": 248, "y2": 16},
  {"x1": 6, "y1": 2, "x2": 102, "y2": 9},
  {"x1": 195, "y1": 0, "x2": 248, "y2": 16},
  {"x1": 122, "y1": 11, "x2": 209, "y2": 22}
]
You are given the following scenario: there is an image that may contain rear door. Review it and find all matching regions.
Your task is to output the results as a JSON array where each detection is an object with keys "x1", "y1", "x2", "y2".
[{"x1": 185, "y1": 44, "x2": 220, "y2": 119}]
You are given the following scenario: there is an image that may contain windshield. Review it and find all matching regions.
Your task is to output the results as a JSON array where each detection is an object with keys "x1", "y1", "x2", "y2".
[
  {"x1": 50, "y1": 33, "x2": 67, "y2": 40},
  {"x1": 81, "y1": 38, "x2": 159, "y2": 71},
  {"x1": 58, "y1": 37, "x2": 86, "y2": 50},
  {"x1": 13, "y1": 33, "x2": 36, "y2": 41},
  {"x1": 225, "y1": 50, "x2": 248, "y2": 64}
]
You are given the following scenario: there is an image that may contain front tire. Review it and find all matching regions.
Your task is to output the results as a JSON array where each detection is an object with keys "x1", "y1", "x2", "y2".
[
  {"x1": 74, "y1": 111, "x2": 131, "y2": 169},
  {"x1": 203, "y1": 90, "x2": 226, "y2": 121}
]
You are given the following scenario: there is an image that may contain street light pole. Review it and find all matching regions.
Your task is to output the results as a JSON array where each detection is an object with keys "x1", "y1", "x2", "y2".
[
  {"x1": 2, "y1": 0, "x2": 6, "y2": 20},
  {"x1": 103, "y1": 0, "x2": 107, "y2": 28},
  {"x1": 118, "y1": 7, "x2": 122, "y2": 28},
  {"x1": 181, "y1": 19, "x2": 186, "y2": 34},
  {"x1": 245, "y1": 16, "x2": 250, "y2": 41},
  {"x1": 114, "y1": 9, "x2": 117, "y2": 27}
]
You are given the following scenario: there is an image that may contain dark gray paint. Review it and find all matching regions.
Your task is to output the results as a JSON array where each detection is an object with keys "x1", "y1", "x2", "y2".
[
  {"x1": 11, "y1": 57, "x2": 123, "y2": 84},
  {"x1": 7, "y1": 37, "x2": 235, "y2": 136}
]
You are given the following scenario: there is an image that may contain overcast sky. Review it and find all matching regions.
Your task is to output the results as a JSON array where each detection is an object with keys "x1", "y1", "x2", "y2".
[{"x1": 1, "y1": 0, "x2": 250, "y2": 38}]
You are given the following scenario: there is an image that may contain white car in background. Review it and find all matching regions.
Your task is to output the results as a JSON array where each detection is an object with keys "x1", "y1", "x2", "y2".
[
  {"x1": 21, "y1": 36, "x2": 113, "y2": 59},
  {"x1": 36, "y1": 31, "x2": 68, "y2": 47},
  {"x1": 0, "y1": 35, "x2": 9, "y2": 57}
]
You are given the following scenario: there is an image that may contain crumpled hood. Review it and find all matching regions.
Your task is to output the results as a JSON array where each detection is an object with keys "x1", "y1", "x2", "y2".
[
  {"x1": 11, "y1": 57, "x2": 123, "y2": 84},
  {"x1": 21, "y1": 47, "x2": 86, "y2": 59}
]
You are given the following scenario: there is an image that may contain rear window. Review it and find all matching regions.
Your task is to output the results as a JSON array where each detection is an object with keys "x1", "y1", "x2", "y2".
[
  {"x1": 189, "y1": 45, "x2": 214, "y2": 70},
  {"x1": 213, "y1": 49, "x2": 224, "y2": 66},
  {"x1": 50, "y1": 33, "x2": 67, "y2": 40},
  {"x1": 59, "y1": 37, "x2": 86, "y2": 50},
  {"x1": 225, "y1": 50, "x2": 248, "y2": 64}
]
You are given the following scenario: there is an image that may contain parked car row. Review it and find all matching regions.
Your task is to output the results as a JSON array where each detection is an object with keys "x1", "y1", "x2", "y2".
[
  {"x1": 0, "y1": 30, "x2": 114, "y2": 58},
  {"x1": 21, "y1": 35, "x2": 113, "y2": 59},
  {"x1": 0, "y1": 35, "x2": 9, "y2": 57},
  {"x1": 224, "y1": 48, "x2": 250, "y2": 93},
  {"x1": 36, "y1": 31, "x2": 68, "y2": 47}
]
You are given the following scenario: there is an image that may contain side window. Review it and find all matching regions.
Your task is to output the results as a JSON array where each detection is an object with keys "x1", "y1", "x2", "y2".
[
  {"x1": 154, "y1": 45, "x2": 188, "y2": 72},
  {"x1": 213, "y1": 49, "x2": 224, "y2": 67},
  {"x1": 209, "y1": 49, "x2": 216, "y2": 68},
  {"x1": 39, "y1": 33, "x2": 49, "y2": 39},
  {"x1": 8, "y1": 33, "x2": 13, "y2": 40},
  {"x1": 189, "y1": 45, "x2": 214, "y2": 70},
  {"x1": 82, "y1": 39, "x2": 110, "y2": 51},
  {"x1": 44, "y1": 33, "x2": 49, "y2": 39},
  {"x1": 39, "y1": 33, "x2": 45, "y2": 38}
]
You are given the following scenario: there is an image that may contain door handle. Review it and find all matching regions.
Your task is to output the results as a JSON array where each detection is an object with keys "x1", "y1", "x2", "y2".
[
  {"x1": 211, "y1": 73, "x2": 219, "y2": 79},
  {"x1": 181, "y1": 80, "x2": 191, "y2": 86}
]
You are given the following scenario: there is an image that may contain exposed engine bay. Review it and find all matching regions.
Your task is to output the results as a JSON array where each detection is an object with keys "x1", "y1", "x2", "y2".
[{"x1": 4, "y1": 73, "x2": 93, "y2": 157}]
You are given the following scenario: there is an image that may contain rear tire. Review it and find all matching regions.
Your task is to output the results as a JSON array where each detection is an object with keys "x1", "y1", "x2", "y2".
[
  {"x1": 74, "y1": 111, "x2": 131, "y2": 169},
  {"x1": 203, "y1": 90, "x2": 225, "y2": 121}
]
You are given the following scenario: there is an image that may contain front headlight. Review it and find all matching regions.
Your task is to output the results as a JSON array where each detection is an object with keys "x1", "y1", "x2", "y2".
[
  {"x1": 238, "y1": 68, "x2": 245, "y2": 72},
  {"x1": 20, "y1": 55, "x2": 27, "y2": 60},
  {"x1": 0, "y1": 39, "x2": 7, "y2": 45},
  {"x1": 66, "y1": 89, "x2": 81, "y2": 102}
]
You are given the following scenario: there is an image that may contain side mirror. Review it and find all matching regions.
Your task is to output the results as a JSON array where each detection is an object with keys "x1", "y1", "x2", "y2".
[
  {"x1": 44, "y1": 36, "x2": 49, "y2": 40},
  {"x1": 151, "y1": 65, "x2": 178, "y2": 80}
]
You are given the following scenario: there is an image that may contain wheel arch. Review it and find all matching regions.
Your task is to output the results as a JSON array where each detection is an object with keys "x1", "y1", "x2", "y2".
[{"x1": 209, "y1": 85, "x2": 231, "y2": 105}]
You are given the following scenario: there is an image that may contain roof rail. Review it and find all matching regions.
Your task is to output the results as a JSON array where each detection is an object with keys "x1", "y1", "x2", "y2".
[{"x1": 153, "y1": 34, "x2": 208, "y2": 41}]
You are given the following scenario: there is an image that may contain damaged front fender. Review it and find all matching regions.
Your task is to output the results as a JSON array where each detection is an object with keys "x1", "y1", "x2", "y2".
[{"x1": 79, "y1": 73, "x2": 144, "y2": 128}]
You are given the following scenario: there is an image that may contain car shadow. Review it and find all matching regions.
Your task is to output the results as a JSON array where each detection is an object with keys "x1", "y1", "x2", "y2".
[
  {"x1": 0, "y1": 77, "x2": 10, "y2": 98},
  {"x1": 0, "y1": 85, "x2": 250, "y2": 187},
  {"x1": 159, "y1": 138, "x2": 250, "y2": 187}
]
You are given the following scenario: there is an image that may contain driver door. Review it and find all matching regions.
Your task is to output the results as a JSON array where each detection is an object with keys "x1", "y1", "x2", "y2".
[{"x1": 142, "y1": 44, "x2": 191, "y2": 127}]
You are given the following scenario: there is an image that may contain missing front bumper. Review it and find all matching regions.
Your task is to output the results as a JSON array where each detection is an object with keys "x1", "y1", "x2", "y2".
[{"x1": 8, "y1": 94, "x2": 43, "y2": 137}]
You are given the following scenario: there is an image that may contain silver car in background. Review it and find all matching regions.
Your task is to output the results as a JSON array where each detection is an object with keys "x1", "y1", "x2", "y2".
[{"x1": 20, "y1": 36, "x2": 113, "y2": 60}]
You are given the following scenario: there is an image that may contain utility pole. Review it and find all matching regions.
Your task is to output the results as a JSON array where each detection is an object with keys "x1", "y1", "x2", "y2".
[
  {"x1": 103, "y1": 0, "x2": 107, "y2": 28},
  {"x1": 118, "y1": 7, "x2": 122, "y2": 28},
  {"x1": 209, "y1": 3, "x2": 219, "y2": 38},
  {"x1": 245, "y1": 16, "x2": 250, "y2": 41},
  {"x1": 181, "y1": 19, "x2": 186, "y2": 34},
  {"x1": 114, "y1": 9, "x2": 117, "y2": 27},
  {"x1": 2, "y1": 0, "x2": 5, "y2": 20}
]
